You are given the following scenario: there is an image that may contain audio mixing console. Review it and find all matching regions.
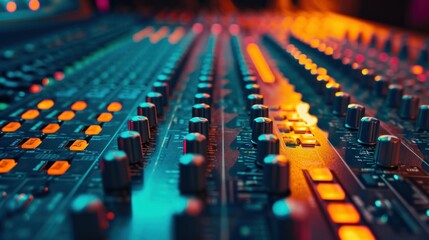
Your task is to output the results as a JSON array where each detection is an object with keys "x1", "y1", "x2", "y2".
[{"x1": 0, "y1": 12, "x2": 429, "y2": 240}]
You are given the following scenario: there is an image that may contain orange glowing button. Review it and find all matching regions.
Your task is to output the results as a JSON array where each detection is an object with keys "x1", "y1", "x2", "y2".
[
  {"x1": 70, "y1": 140, "x2": 88, "y2": 151},
  {"x1": 2, "y1": 122, "x2": 21, "y2": 132},
  {"x1": 107, "y1": 102, "x2": 122, "y2": 112},
  {"x1": 37, "y1": 99, "x2": 54, "y2": 110},
  {"x1": 42, "y1": 123, "x2": 60, "y2": 134},
  {"x1": 21, "y1": 109, "x2": 39, "y2": 120},
  {"x1": 338, "y1": 226, "x2": 375, "y2": 240},
  {"x1": 6, "y1": 2, "x2": 17, "y2": 13},
  {"x1": 308, "y1": 168, "x2": 333, "y2": 182},
  {"x1": 97, "y1": 112, "x2": 113, "y2": 122},
  {"x1": 327, "y1": 203, "x2": 361, "y2": 224},
  {"x1": 246, "y1": 43, "x2": 275, "y2": 83},
  {"x1": 47, "y1": 161, "x2": 70, "y2": 175},
  {"x1": 0, "y1": 159, "x2": 17, "y2": 173},
  {"x1": 21, "y1": 138, "x2": 42, "y2": 149},
  {"x1": 71, "y1": 101, "x2": 87, "y2": 111},
  {"x1": 85, "y1": 125, "x2": 102, "y2": 135},
  {"x1": 316, "y1": 183, "x2": 346, "y2": 200},
  {"x1": 58, "y1": 111, "x2": 75, "y2": 121}
]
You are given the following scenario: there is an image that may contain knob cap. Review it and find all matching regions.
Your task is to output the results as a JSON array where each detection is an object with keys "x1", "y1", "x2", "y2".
[
  {"x1": 416, "y1": 105, "x2": 429, "y2": 131},
  {"x1": 386, "y1": 84, "x2": 404, "y2": 107},
  {"x1": 263, "y1": 155, "x2": 290, "y2": 195},
  {"x1": 256, "y1": 134, "x2": 280, "y2": 166},
  {"x1": 245, "y1": 83, "x2": 260, "y2": 95},
  {"x1": 128, "y1": 116, "x2": 150, "y2": 143},
  {"x1": 345, "y1": 104, "x2": 365, "y2": 130},
  {"x1": 373, "y1": 75, "x2": 389, "y2": 97},
  {"x1": 247, "y1": 94, "x2": 264, "y2": 110},
  {"x1": 197, "y1": 83, "x2": 213, "y2": 95},
  {"x1": 173, "y1": 198, "x2": 203, "y2": 240},
  {"x1": 189, "y1": 117, "x2": 209, "y2": 137},
  {"x1": 152, "y1": 81, "x2": 169, "y2": 106},
  {"x1": 198, "y1": 75, "x2": 214, "y2": 83},
  {"x1": 100, "y1": 150, "x2": 131, "y2": 192},
  {"x1": 194, "y1": 93, "x2": 212, "y2": 105},
  {"x1": 137, "y1": 102, "x2": 158, "y2": 128},
  {"x1": 271, "y1": 198, "x2": 309, "y2": 240},
  {"x1": 357, "y1": 117, "x2": 380, "y2": 145},
  {"x1": 242, "y1": 75, "x2": 257, "y2": 85},
  {"x1": 250, "y1": 104, "x2": 269, "y2": 126},
  {"x1": 156, "y1": 73, "x2": 170, "y2": 84},
  {"x1": 374, "y1": 135, "x2": 401, "y2": 168},
  {"x1": 252, "y1": 117, "x2": 273, "y2": 144},
  {"x1": 70, "y1": 194, "x2": 108, "y2": 240},
  {"x1": 192, "y1": 103, "x2": 211, "y2": 123},
  {"x1": 332, "y1": 92, "x2": 350, "y2": 116},
  {"x1": 184, "y1": 133, "x2": 207, "y2": 157},
  {"x1": 179, "y1": 154, "x2": 206, "y2": 194},
  {"x1": 146, "y1": 92, "x2": 164, "y2": 116},
  {"x1": 324, "y1": 83, "x2": 341, "y2": 104},
  {"x1": 399, "y1": 95, "x2": 420, "y2": 119},
  {"x1": 117, "y1": 131, "x2": 144, "y2": 164}
]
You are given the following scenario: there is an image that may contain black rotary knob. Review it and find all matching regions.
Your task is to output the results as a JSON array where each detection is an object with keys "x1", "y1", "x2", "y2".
[
  {"x1": 70, "y1": 194, "x2": 108, "y2": 240},
  {"x1": 173, "y1": 198, "x2": 204, "y2": 240},
  {"x1": 183, "y1": 133, "x2": 207, "y2": 157},
  {"x1": 100, "y1": 150, "x2": 131, "y2": 192},
  {"x1": 374, "y1": 135, "x2": 401, "y2": 168},
  {"x1": 399, "y1": 95, "x2": 420, "y2": 119},
  {"x1": 189, "y1": 117, "x2": 209, "y2": 137},
  {"x1": 152, "y1": 81, "x2": 169, "y2": 106},
  {"x1": 256, "y1": 134, "x2": 280, "y2": 166},
  {"x1": 332, "y1": 92, "x2": 350, "y2": 116},
  {"x1": 146, "y1": 91, "x2": 164, "y2": 116},
  {"x1": 324, "y1": 83, "x2": 341, "y2": 104},
  {"x1": 192, "y1": 103, "x2": 211, "y2": 123},
  {"x1": 271, "y1": 198, "x2": 309, "y2": 240},
  {"x1": 128, "y1": 116, "x2": 150, "y2": 143},
  {"x1": 197, "y1": 83, "x2": 213, "y2": 95},
  {"x1": 117, "y1": 131, "x2": 144, "y2": 164},
  {"x1": 416, "y1": 105, "x2": 429, "y2": 131},
  {"x1": 263, "y1": 155, "x2": 290, "y2": 195},
  {"x1": 247, "y1": 94, "x2": 264, "y2": 110},
  {"x1": 373, "y1": 75, "x2": 389, "y2": 97},
  {"x1": 250, "y1": 104, "x2": 269, "y2": 126},
  {"x1": 357, "y1": 117, "x2": 380, "y2": 145},
  {"x1": 245, "y1": 83, "x2": 260, "y2": 95},
  {"x1": 137, "y1": 102, "x2": 158, "y2": 128},
  {"x1": 252, "y1": 117, "x2": 273, "y2": 144},
  {"x1": 345, "y1": 104, "x2": 365, "y2": 130},
  {"x1": 179, "y1": 154, "x2": 207, "y2": 194},
  {"x1": 194, "y1": 93, "x2": 212, "y2": 105},
  {"x1": 386, "y1": 84, "x2": 404, "y2": 108}
]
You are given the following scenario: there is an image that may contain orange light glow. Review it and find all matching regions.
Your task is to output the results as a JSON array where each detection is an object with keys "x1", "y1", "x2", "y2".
[
  {"x1": 327, "y1": 203, "x2": 361, "y2": 224},
  {"x1": 308, "y1": 168, "x2": 333, "y2": 181},
  {"x1": 316, "y1": 183, "x2": 346, "y2": 200},
  {"x1": 296, "y1": 103, "x2": 318, "y2": 126},
  {"x1": 247, "y1": 43, "x2": 275, "y2": 83},
  {"x1": 411, "y1": 65, "x2": 424, "y2": 75},
  {"x1": 150, "y1": 27, "x2": 169, "y2": 44},
  {"x1": 133, "y1": 27, "x2": 154, "y2": 42},
  {"x1": 168, "y1": 27, "x2": 185, "y2": 44},
  {"x1": 338, "y1": 226, "x2": 375, "y2": 240},
  {"x1": 28, "y1": 0, "x2": 40, "y2": 11},
  {"x1": 6, "y1": 2, "x2": 17, "y2": 13}
]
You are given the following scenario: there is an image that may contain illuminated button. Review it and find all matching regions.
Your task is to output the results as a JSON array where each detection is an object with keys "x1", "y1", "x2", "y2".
[
  {"x1": 308, "y1": 168, "x2": 333, "y2": 182},
  {"x1": 37, "y1": 99, "x2": 54, "y2": 110},
  {"x1": 71, "y1": 101, "x2": 87, "y2": 111},
  {"x1": 21, "y1": 109, "x2": 39, "y2": 120},
  {"x1": 299, "y1": 134, "x2": 318, "y2": 147},
  {"x1": 70, "y1": 140, "x2": 88, "y2": 151},
  {"x1": 0, "y1": 159, "x2": 17, "y2": 173},
  {"x1": 21, "y1": 138, "x2": 42, "y2": 149},
  {"x1": 47, "y1": 161, "x2": 70, "y2": 175},
  {"x1": 2, "y1": 122, "x2": 21, "y2": 132},
  {"x1": 338, "y1": 226, "x2": 375, "y2": 240},
  {"x1": 107, "y1": 102, "x2": 122, "y2": 112},
  {"x1": 316, "y1": 183, "x2": 346, "y2": 200},
  {"x1": 97, "y1": 112, "x2": 113, "y2": 122},
  {"x1": 42, "y1": 123, "x2": 60, "y2": 134},
  {"x1": 327, "y1": 203, "x2": 360, "y2": 224},
  {"x1": 58, "y1": 111, "x2": 75, "y2": 121},
  {"x1": 85, "y1": 125, "x2": 102, "y2": 135}
]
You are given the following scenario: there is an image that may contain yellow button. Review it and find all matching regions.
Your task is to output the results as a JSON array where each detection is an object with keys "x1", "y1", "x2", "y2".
[
  {"x1": 47, "y1": 161, "x2": 70, "y2": 175},
  {"x1": 21, "y1": 109, "x2": 40, "y2": 120},
  {"x1": 316, "y1": 183, "x2": 346, "y2": 200},
  {"x1": 70, "y1": 140, "x2": 88, "y2": 151},
  {"x1": 42, "y1": 123, "x2": 60, "y2": 134},
  {"x1": 327, "y1": 203, "x2": 360, "y2": 224},
  {"x1": 309, "y1": 168, "x2": 333, "y2": 182},
  {"x1": 71, "y1": 101, "x2": 87, "y2": 111},
  {"x1": 338, "y1": 226, "x2": 375, "y2": 240},
  {"x1": 58, "y1": 111, "x2": 75, "y2": 121},
  {"x1": 85, "y1": 125, "x2": 102, "y2": 135},
  {"x1": 21, "y1": 138, "x2": 42, "y2": 149},
  {"x1": 0, "y1": 159, "x2": 17, "y2": 173},
  {"x1": 97, "y1": 112, "x2": 113, "y2": 122},
  {"x1": 2, "y1": 122, "x2": 21, "y2": 132},
  {"x1": 37, "y1": 99, "x2": 55, "y2": 110},
  {"x1": 107, "y1": 102, "x2": 122, "y2": 112}
]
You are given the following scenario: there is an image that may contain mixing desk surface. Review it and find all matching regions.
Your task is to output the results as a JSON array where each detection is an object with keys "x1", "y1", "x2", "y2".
[{"x1": 1, "y1": 11, "x2": 429, "y2": 240}]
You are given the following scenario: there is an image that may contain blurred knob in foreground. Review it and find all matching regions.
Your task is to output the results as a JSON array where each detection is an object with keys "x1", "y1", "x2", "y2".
[
  {"x1": 117, "y1": 131, "x2": 144, "y2": 164},
  {"x1": 179, "y1": 154, "x2": 206, "y2": 194},
  {"x1": 271, "y1": 198, "x2": 309, "y2": 240},
  {"x1": 264, "y1": 155, "x2": 290, "y2": 195},
  {"x1": 100, "y1": 150, "x2": 131, "y2": 192},
  {"x1": 173, "y1": 198, "x2": 204, "y2": 240}
]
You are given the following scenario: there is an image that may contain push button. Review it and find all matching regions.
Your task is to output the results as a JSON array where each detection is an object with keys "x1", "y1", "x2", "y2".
[
  {"x1": 338, "y1": 225, "x2": 375, "y2": 240},
  {"x1": 316, "y1": 183, "x2": 346, "y2": 200},
  {"x1": 107, "y1": 102, "x2": 122, "y2": 112},
  {"x1": 42, "y1": 123, "x2": 60, "y2": 134},
  {"x1": 327, "y1": 203, "x2": 360, "y2": 224},
  {"x1": 58, "y1": 111, "x2": 75, "y2": 121},
  {"x1": 85, "y1": 125, "x2": 102, "y2": 135},
  {"x1": 71, "y1": 101, "x2": 87, "y2": 111},
  {"x1": 47, "y1": 161, "x2": 70, "y2": 175},
  {"x1": 2, "y1": 122, "x2": 21, "y2": 132},
  {"x1": 70, "y1": 140, "x2": 88, "y2": 151},
  {"x1": 37, "y1": 99, "x2": 54, "y2": 110},
  {"x1": 97, "y1": 112, "x2": 113, "y2": 122},
  {"x1": 308, "y1": 168, "x2": 333, "y2": 182},
  {"x1": 21, "y1": 109, "x2": 39, "y2": 120},
  {"x1": 21, "y1": 138, "x2": 42, "y2": 149},
  {"x1": 0, "y1": 159, "x2": 17, "y2": 173}
]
